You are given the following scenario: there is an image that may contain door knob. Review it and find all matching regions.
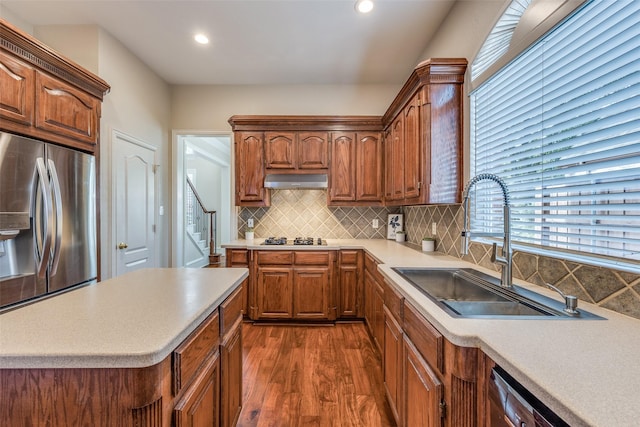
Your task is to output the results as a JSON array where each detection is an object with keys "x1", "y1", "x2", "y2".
[{"x1": 118, "y1": 242, "x2": 128, "y2": 250}]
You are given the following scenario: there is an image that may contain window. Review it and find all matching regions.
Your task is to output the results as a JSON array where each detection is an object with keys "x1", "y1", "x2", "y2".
[{"x1": 470, "y1": 0, "x2": 640, "y2": 266}]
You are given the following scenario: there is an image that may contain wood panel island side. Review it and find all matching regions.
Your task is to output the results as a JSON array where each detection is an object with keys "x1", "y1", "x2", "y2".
[{"x1": 0, "y1": 268, "x2": 248, "y2": 427}]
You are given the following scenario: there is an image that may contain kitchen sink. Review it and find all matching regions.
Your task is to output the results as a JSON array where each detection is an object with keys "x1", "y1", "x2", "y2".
[{"x1": 392, "y1": 268, "x2": 603, "y2": 319}]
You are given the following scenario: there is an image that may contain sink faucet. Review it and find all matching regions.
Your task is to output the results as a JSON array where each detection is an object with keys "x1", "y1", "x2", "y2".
[{"x1": 461, "y1": 173, "x2": 513, "y2": 288}]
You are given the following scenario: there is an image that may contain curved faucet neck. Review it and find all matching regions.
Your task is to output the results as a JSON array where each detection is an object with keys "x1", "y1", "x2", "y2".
[{"x1": 461, "y1": 174, "x2": 513, "y2": 288}]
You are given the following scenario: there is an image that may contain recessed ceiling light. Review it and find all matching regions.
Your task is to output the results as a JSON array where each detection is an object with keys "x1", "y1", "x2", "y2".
[
  {"x1": 194, "y1": 33, "x2": 209, "y2": 45},
  {"x1": 355, "y1": 0, "x2": 374, "y2": 14}
]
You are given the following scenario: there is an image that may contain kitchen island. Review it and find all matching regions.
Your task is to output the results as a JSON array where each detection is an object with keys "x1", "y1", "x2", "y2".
[
  {"x1": 224, "y1": 238, "x2": 640, "y2": 427},
  {"x1": 0, "y1": 267, "x2": 248, "y2": 426}
]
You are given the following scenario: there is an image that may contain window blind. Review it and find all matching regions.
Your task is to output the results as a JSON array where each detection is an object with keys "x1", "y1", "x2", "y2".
[{"x1": 470, "y1": 0, "x2": 640, "y2": 263}]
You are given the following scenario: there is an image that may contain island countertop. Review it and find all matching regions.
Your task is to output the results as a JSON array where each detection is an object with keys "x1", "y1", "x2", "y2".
[{"x1": 0, "y1": 268, "x2": 248, "y2": 369}]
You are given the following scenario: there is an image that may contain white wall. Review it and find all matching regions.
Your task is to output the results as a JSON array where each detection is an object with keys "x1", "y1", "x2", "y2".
[
  {"x1": 171, "y1": 84, "x2": 401, "y2": 130},
  {"x1": 97, "y1": 29, "x2": 172, "y2": 277}
]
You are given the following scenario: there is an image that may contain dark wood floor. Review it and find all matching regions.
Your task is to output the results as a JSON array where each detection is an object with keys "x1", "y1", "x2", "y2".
[{"x1": 238, "y1": 322, "x2": 396, "y2": 427}]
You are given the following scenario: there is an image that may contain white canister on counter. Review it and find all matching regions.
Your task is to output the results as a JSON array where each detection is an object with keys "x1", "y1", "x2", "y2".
[
  {"x1": 395, "y1": 231, "x2": 405, "y2": 242},
  {"x1": 422, "y1": 238, "x2": 435, "y2": 252},
  {"x1": 245, "y1": 229, "x2": 254, "y2": 240}
]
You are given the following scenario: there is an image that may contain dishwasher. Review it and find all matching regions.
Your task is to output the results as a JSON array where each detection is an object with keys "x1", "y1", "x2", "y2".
[{"x1": 488, "y1": 365, "x2": 570, "y2": 427}]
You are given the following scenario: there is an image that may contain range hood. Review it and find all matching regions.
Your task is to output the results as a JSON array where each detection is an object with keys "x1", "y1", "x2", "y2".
[{"x1": 264, "y1": 173, "x2": 328, "y2": 189}]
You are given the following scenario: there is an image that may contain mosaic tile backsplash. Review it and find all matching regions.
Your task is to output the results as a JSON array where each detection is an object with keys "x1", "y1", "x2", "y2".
[{"x1": 237, "y1": 191, "x2": 640, "y2": 319}]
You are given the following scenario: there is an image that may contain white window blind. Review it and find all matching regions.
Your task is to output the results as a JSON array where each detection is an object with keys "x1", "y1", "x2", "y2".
[{"x1": 470, "y1": 0, "x2": 640, "y2": 263}]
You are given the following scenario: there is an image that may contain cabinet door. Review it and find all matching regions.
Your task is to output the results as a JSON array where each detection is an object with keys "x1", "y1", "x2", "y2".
[
  {"x1": 363, "y1": 269, "x2": 375, "y2": 335},
  {"x1": 383, "y1": 128, "x2": 394, "y2": 201},
  {"x1": 235, "y1": 132, "x2": 270, "y2": 206},
  {"x1": 404, "y1": 93, "x2": 421, "y2": 199},
  {"x1": 0, "y1": 51, "x2": 35, "y2": 127},
  {"x1": 293, "y1": 267, "x2": 333, "y2": 320},
  {"x1": 373, "y1": 281, "x2": 385, "y2": 356},
  {"x1": 256, "y1": 267, "x2": 293, "y2": 319},
  {"x1": 338, "y1": 264, "x2": 359, "y2": 318},
  {"x1": 174, "y1": 351, "x2": 221, "y2": 427},
  {"x1": 404, "y1": 338, "x2": 444, "y2": 427},
  {"x1": 384, "y1": 306, "x2": 403, "y2": 426},
  {"x1": 298, "y1": 132, "x2": 329, "y2": 169},
  {"x1": 221, "y1": 318, "x2": 243, "y2": 427},
  {"x1": 329, "y1": 132, "x2": 356, "y2": 202},
  {"x1": 391, "y1": 115, "x2": 405, "y2": 200},
  {"x1": 265, "y1": 132, "x2": 296, "y2": 169},
  {"x1": 35, "y1": 71, "x2": 100, "y2": 150},
  {"x1": 356, "y1": 132, "x2": 383, "y2": 202}
]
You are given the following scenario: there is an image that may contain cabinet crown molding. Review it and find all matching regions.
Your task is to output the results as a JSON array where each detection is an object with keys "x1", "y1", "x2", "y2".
[
  {"x1": 228, "y1": 115, "x2": 383, "y2": 132},
  {"x1": 382, "y1": 58, "x2": 467, "y2": 126},
  {"x1": 0, "y1": 18, "x2": 111, "y2": 100}
]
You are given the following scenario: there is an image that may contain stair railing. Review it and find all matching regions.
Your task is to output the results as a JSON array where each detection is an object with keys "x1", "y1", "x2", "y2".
[{"x1": 186, "y1": 177, "x2": 220, "y2": 265}]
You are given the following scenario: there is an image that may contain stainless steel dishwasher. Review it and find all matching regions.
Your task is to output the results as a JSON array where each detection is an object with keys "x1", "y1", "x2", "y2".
[{"x1": 488, "y1": 366, "x2": 570, "y2": 427}]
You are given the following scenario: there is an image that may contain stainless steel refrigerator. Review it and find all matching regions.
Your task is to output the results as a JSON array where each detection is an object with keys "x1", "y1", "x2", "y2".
[{"x1": 0, "y1": 131, "x2": 97, "y2": 310}]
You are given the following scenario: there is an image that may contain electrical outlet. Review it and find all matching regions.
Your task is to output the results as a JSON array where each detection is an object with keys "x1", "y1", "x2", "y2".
[
  {"x1": 372, "y1": 219, "x2": 379, "y2": 228},
  {"x1": 248, "y1": 218, "x2": 254, "y2": 228},
  {"x1": 432, "y1": 222, "x2": 437, "y2": 235}
]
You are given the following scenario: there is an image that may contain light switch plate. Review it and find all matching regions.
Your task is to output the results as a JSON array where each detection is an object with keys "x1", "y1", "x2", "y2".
[
  {"x1": 372, "y1": 219, "x2": 379, "y2": 228},
  {"x1": 248, "y1": 218, "x2": 254, "y2": 228},
  {"x1": 432, "y1": 222, "x2": 437, "y2": 235}
]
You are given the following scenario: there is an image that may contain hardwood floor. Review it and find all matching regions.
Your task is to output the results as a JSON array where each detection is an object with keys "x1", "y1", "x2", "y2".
[{"x1": 238, "y1": 322, "x2": 396, "y2": 427}]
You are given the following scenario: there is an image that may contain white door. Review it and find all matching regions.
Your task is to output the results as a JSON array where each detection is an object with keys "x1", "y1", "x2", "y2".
[{"x1": 113, "y1": 131, "x2": 156, "y2": 276}]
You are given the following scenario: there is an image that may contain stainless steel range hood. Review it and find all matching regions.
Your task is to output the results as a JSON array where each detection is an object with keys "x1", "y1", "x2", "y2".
[{"x1": 264, "y1": 174, "x2": 328, "y2": 189}]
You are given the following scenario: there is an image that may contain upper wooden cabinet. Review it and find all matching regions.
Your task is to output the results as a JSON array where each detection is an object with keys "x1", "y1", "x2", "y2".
[
  {"x1": 234, "y1": 131, "x2": 270, "y2": 207},
  {"x1": 329, "y1": 131, "x2": 383, "y2": 206},
  {"x1": 229, "y1": 116, "x2": 382, "y2": 207},
  {"x1": 382, "y1": 58, "x2": 467, "y2": 205},
  {"x1": 0, "y1": 19, "x2": 110, "y2": 153},
  {"x1": 264, "y1": 131, "x2": 329, "y2": 171}
]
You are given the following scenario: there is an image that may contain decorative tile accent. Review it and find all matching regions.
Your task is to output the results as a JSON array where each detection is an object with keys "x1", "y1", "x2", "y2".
[{"x1": 403, "y1": 204, "x2": 640, "y2": 320}]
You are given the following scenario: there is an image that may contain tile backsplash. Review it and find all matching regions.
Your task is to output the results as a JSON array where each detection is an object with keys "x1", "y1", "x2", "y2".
[
  {"x1": 238, "y1": 189, "x2": 400, "y2": 240},
  {"x1": 237, "y1": 192, "x2": 640, "y2": 319},
  {"x1": 404, "y1": 205, "x2": 640, "y2": 320}
]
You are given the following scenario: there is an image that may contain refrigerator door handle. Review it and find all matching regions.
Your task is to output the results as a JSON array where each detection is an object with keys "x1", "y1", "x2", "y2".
[
  {"x1": 35, "y1": 158, "x2": 53, "y2": 278},
  {"x1": 47, "y1": 159, "x2": 63, "y2": 276}
]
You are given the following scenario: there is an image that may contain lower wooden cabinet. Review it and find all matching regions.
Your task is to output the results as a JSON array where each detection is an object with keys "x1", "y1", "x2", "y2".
[
  {"x1": 256, "y1": 266, "x2": 294, "y2": 319},
  {"x1": 363, "y1": 253, "x2": 384, "y2": 356},
  {"x1": 221, "y1": 318, "x2": 243, "y2": 427},
  {"x1": 384, "y1": 305, "x2": 403, "y2": 425},
  {"x1": 293, "y1": 267, "x2": 332, "y2": 320},
  {"x1": 338, "y1": 249, "x2": 363, "y2": 318},
  {"x1": 251, "y1": 250, "x2": 337, "y2": 321},
  {"x1": 174, "y1": 351, "x2": 221, "y2": 427},
  {"x1": 403, "y1": 337, "x2": 444, "y2": 427}
]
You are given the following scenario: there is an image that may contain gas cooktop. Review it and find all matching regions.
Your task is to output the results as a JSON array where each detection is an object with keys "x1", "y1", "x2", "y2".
[{"x1": 262, "y1": 237, "x2": 326, "y2": 246}]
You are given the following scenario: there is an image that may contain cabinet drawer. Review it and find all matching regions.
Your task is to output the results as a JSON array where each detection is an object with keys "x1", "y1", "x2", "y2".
[
  {"x1": 364, "y1": 253, "x2": 380, "y2": 273},
  {"x1": 383, "y1": 280, "x2": 403, "y2": 324},
  {"x1": 403, "y1": 301, "x2": 444, "y2": 375},
  {"x1": 340, "y1": 250, "x2": 360, "y2": 265},
  {"x1": 220, "y1": 282, "x2": 244, "y2": 337},
  {"x1": 173, "y1": 310, "x2": 220, "y2": 394},
  {"x1": 226, "y1": 249, "x2": 249, "y2": 266},
  {"x1": 256, "y1": 250, "x2": 293, "y2": 265},
  {"x1": 294, "y1": 251, "x2": 331, "y2": 265}
]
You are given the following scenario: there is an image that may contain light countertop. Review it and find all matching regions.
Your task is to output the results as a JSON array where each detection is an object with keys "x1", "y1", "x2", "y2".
[
  {"x1": 0, "y1": 268, "x2": 248, "y2": 369},
  {"x1": 224, "y1": 238, "x2": 640, "y2": 427}
]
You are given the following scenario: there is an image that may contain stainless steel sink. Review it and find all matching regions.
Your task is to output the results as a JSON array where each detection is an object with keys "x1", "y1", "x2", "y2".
[{"x1": 392, "y1": 268, "x2": 603, "y2": 319}]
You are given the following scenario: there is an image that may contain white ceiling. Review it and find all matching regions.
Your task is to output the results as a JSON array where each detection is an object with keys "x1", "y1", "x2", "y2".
[{"x1": 2, "y1": 0, "x2": 457, "y2": 85}]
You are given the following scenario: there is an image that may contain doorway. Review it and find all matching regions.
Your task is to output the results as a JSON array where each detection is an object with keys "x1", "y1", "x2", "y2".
[{"x1": 173, "y1": 132, "x2": 232, "y2": 268}]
